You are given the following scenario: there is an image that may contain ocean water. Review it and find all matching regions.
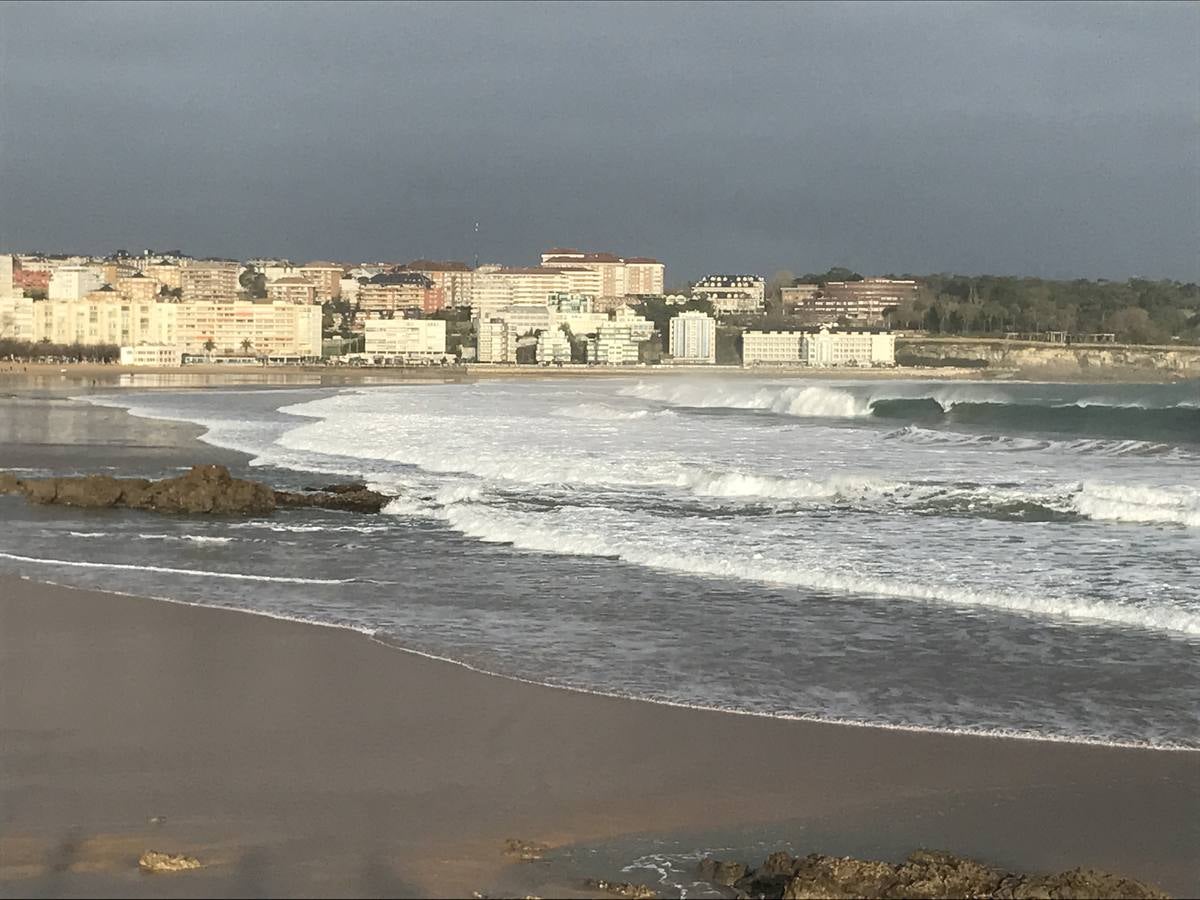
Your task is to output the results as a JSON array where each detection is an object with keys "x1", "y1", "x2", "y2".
[{"x1": 1, "y1": 377, "x2": 1198, "y2": 749}]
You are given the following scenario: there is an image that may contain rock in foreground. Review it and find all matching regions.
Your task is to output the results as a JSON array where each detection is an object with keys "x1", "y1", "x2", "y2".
[
  {"x1": 138, "y1": 850, "x2": 202, "y2": 873},
  {"x1": 0, "y1": 465, "x2": 389, "y2": 516},
  {"x1": 696, "y1": 849, "x2": 1169, "y2": 900}
]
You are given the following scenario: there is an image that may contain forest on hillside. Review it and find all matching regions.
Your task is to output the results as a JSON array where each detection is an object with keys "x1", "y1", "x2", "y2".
[{"x1": 767, "y1": 269, "x2": 1200, "y2": 344}]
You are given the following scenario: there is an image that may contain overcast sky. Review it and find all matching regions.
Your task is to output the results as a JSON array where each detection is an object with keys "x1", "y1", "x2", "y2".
[{"x1": 1, "y1": 1, "x2": 1197, "y2": 282}]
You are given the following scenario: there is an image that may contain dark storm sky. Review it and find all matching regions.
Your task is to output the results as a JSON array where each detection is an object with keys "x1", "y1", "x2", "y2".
[{"x1": 2, "y1": 0, "x2": 1197, "y2": 282}]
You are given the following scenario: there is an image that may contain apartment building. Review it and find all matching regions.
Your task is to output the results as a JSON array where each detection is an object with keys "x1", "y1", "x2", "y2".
[
  {"x1": 143, "y1": 261, "x2": 183, "y2": 291},
  {"x1": 31, "y1": 295, "x2": 178, "y2": 347},
  {"x1": 536, "y1": 328, "x2": 572, "y2": 364},
  {"x1": 587, "y1": 307, "x2": 653, "y2": 366},
  {"x1": 469, "y1": 267, "x2": 568, "y2": 319},
  {"x1": 780, "y1": 283, "x2": 820, "y2": 307},
  {"x1": 692, "y1": 274, "x2": 765, "y2": 315},
  {"x1": 101, "y1": 261, "x2": 138, "y2": 286},
  {"x1": 0, "y1": 254, "x2": 13, "y2": 297},
  {"x1": 357, "y1": 273, "x2": 441, "y2": 318},
  {"x1": 0, "y1": 295, "x2": 35, "y2": 342},
  {"x1": 48, "y1": 265, "x2": 103, "y2": 301},
  {"x1": 364, "y1": 318, "x2": 446, "y2": 361},
  {"x1": 540, "y1": 249, "x2": 665, "y2": 298},
  {"x1": 298, "y1": 261, "x2": 344, "y2": 301},
  {"x1": 12, "y1": 263, "x2": 50, "y2": 296},
  {"x1": 174, "y1": 298, "x2": 322, "y2": 357},
  {"x1": 668, "y1": 310, "x2": 716, "y2": 363},
  {"x1": 267, "y1": 276, "x2": 318, "y2": 305},
  {"x1": 180, "y1": 260, "x2": 240, "y2": 300},
  {"x1": 402, "y1": 260, "x2": 474, "y2": 310},
  {"x1": 794, "y1": 278, "x2": 920, "y2": 325},
  {"x1": 742, "y1": 327, "x2": 895, "y2": 367},
  {"x1": 117, "y1": 272, "x2": 161, "y2": 302},
  {"x1": 475, "y1": 318, "x2": 514, "y2": 363}
]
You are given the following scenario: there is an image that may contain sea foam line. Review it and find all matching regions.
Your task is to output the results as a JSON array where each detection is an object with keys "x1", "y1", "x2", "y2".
[{"x1": 0, "y1": 552, "x2": 352, "y2": 584}]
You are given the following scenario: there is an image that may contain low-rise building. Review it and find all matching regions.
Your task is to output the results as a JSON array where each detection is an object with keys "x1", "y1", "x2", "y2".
[
  {"x1": 117, "y1": 272, "x2": 161, "y2": 302},
  {"x1": 174, "y1": 298, "x2": 322, "y2": 358},
  {"x1": 742, "y1": 327, "x2": 895, "y2": 367},
  {"x1": 475, "y1": 318, "x2": 515, "y2": 363},
  {"x1": 119, "y1": 344, "x2": 183, "y2": 367},
  {"x1": 668, "y1": 310, "x2": 716, "y2": 363},
  {"x1": 364, "y1": 318, "x2": 446, "y2": 362},
  {"x1": 0, "y1": 295, "x2": 36, "y2": 342},
  {"x1": 587, "y1": 307, "x2": 652, "y2": 366}
]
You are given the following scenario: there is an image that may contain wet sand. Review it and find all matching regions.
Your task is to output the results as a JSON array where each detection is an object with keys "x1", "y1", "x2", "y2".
[
  {"x1": 0, "y1": 381, "x2": 1197, "y2": 898},
  {"x1": 2, "y1": 578, "x2": 1197, "y2": 898}
]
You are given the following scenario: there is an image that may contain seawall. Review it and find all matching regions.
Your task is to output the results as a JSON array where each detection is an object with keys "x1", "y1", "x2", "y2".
[{"x1": 897, "y1": 338, "x2": 1200, "y2": 381}]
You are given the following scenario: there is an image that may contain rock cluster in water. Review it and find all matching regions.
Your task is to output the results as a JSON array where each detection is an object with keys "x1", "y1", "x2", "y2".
[
  {"x1": 137, "y1": 850, "x2": 202, "y2": 873},
  {"x1": 0, "y1": 465, "x2": 388, "y2": 516},
  {"x1": 696, "y1": 849, "x2": 1169, "y2": 899}
]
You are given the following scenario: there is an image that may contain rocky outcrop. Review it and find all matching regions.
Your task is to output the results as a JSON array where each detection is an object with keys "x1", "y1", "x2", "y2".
[
  {"x1": 582, "y1": 878, "x2": 657, "y2": 898},
  {"x1": 138, "y1": 850, "x2": 202, "y2": 873},
  {"x1": 504, "y1": 838, "x2": 549, "y2": 862},
  {"x1": 896, "y1": 337, "x2": 1200, "y2": 379},
  {"x1": 1, "y1": 465, "x2": 389, "y2": 517},
  {"x1": 696, "y1": 849, "x2": 1169, "y2": 900}
]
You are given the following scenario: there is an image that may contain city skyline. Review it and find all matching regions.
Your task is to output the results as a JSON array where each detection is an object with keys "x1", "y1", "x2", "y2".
[{"x1": 2, "y1": 1, "x2": 1198, "y2": 283}]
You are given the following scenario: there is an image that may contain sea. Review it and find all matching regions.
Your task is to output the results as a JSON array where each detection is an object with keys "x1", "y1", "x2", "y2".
[{"x1": 2, "y1": 376, "x2": 1198, "y2": 751}]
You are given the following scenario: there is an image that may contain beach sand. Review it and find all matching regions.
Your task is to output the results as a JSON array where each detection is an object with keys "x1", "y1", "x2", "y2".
[
  {"x1": 0, "y1": 380, "x2": 1197, "y2": 898},
  {"x1": 2, "y1": 579, "x2": 1197, "y2": 898}
]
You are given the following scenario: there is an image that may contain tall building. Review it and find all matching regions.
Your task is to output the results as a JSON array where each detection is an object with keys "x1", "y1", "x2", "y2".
[
  {"x1": 0, "y1": 254, "x2": 13, "y2": 297},
  {"x1": 180, "y1": 260, "x2": 240, "y2": 300},
  {"x1": 692, "y1": 275, "x2": 765, "y2": 315},
  {"x1": 539, "y1": 249, "x2": 665, "y2": 299},
  {"x1": 298, "y1": 261, "x2": 344, "y2": 301},
  {"x1": 536, "y1": 328, "x2": 572, "y2": 364},
  {"x1": 469, "y1": 267, "x2": 569, "y2": 319},
  {"x1": 48, "y1": 265, "x2": 103, "y2": 301},
  {"x1": 475, "y1": 318, "x2": 515, "y2": 363},
  {"x1": 357, "y1": 273, "x2": 441, "y2": 318},
  {"x1": 173, "y1": 298, "x2": 322, "y2": 357},
  {"x1": 0, "y1": 295, "x2": 35, "y2": 342},
  {"x1": 668, "y1": 310, "x2": 716, "y2": 363},
  {"x1": 587, "y1": 307, "x2": 652, "y2": 365},
  {"x1": 402, "y1": 260, "x2": 474, "y2": 310},
  {"x1": 143, "y1": 261, "x2": 183, "y2": 291},
  {"x1": 116, "y1": 272, "x2": 161, "y2": 302}
]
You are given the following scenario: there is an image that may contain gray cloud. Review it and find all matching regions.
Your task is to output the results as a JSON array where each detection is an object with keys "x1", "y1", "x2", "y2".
[{"x1": 2, "y1": 0, "x2": 1197, "y2": 281}]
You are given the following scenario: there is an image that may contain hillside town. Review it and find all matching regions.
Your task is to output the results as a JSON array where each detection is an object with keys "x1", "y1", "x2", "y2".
[{"x1": 0, "y1": 249, "x2": 907, "y2": 369}]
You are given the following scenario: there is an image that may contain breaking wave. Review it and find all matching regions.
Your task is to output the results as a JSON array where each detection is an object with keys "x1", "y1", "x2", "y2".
[{"x1": 439, "y1": 503, "x2": 1200, "y2": 636}]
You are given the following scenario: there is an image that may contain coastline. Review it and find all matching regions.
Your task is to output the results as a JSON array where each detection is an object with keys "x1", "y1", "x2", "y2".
[{"x1": 3, "y1": 577, "x2": 1197, "y2": 899}]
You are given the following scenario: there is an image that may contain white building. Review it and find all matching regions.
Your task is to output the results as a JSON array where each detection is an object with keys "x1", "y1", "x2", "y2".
[
  {"x1": 0, "y1": 254, "x2": 13, "y2": 297},
  {"x1": 469, "y1": 267, "x2": 568, "y2": 320},
  {"x1": 536, "y1": 328, "x2": 572, "y2": 365},
  {"x1": 476, "y1": 318, "x2": 514, "y2": 363},
  {"x1": 539, "y1": 249, "x2": 665, "y2": 298},
  {"x1": 587, "y1": 307, "x2": 652, "y2": 366},
  {"x1": 364, "y1": 318, "x2": 447, "y2": 361},
  {"x1": 800, "y1": 327, "x2": 895, "y2": 367},
  {"x1": 48, "y1": 265, "x2": 103, "y2": 301},
  {"x1": 174, "y1": 298, "x2": 322, "y2": 358},
  {"x1": 693, "y1": 274, "x2": 766, "y2": 315},
  {"x1": 742, "y1": 328, "x2": 895, "y2": 367},
  {"x1": 120, "y1": 345, "x2": 183, "y2": 367},
  {"x1": 668, "y1": 310, "x2": 716, "y2": 364}
]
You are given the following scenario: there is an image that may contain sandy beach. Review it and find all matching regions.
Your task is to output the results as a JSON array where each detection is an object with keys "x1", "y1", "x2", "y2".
[
  {"x1": 0, "y1": 378, "x2": 1197, "y2": 899},
  {"x1": 2, "y1": 578, "x2": 1197, "y2": 899}
]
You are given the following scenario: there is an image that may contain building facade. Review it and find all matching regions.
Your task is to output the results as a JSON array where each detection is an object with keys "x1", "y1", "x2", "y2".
[
  {"x1": 267, "y1": 277, "x2": 318, "y2": 305},
  {"x1": 795, "y1": 279, "x2": 920, "y2": 325},
  {"x1": 363, "y1": 318, "x2": 447, "y2": 361},
  {"x1": 120, "y1": 345, "x2": 183, "y2": 367},
  {"x1": 742, "y1": 327, "x2": 895, "y2": 367},
  {"x1": 48, "y1": 265, "x2": 103, "y2": 301},
  {"x1": 536, "y1": 327, "x2": 572, "y2": 364},
  {"x1": 692, "y1": 274, "x2": 766, "y2": 315},
  {"x1": 668, "y1": 310, "x2": 716, "y2": 363},
  {"x1": 180, "y1": 260, "x2": 240, "y2": 301},
  {"x1": 357, "y1": 273, "x2": 441, "y2": 319},
  {"x1": 298, "y1": 262, "x2": 344, "y2": 301}
]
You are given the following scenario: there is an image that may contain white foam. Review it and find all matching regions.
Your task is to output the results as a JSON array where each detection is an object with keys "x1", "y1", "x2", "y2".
[
  {"x1": 1072, "y1": 482, "x2": 1200, "y2": 529},
  {"x1": 550, "y1": 402, "x2": 653, "y2": 421},
  {"x1": 0, "y1": 551, "x2": 354, "y2": 584},
  {"x1": 439, "y1": 504, "x2": 1200, "y2": 636}
]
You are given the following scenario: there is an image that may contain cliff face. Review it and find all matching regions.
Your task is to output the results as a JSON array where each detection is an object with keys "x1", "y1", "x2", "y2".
[{"x1": 897, "y1": 338, "x2": 1200, "y2": 379}]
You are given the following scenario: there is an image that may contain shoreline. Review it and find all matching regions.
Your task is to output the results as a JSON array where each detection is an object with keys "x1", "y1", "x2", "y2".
[{"x1": 3, "y1": 577, "x2": 1197, "y2": 898}]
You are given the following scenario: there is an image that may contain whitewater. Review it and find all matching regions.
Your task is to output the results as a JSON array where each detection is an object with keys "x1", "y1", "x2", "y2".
[{"x1": 2, "y1": 376, "x2": 1197, "y2": 749}]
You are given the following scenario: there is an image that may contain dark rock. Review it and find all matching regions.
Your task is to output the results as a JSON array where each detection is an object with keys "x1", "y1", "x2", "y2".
[
  {"x1": 0, "y1": 472, "x2": 22, "y2": 494},
  {"x1": 693, "y1": 850, "x2": 1169, "y2": 900},
  {"x1": 53, "y1": 474, "x2": 126, "y2": 508},
  {"x1": 19, "y1": 479, "x2": 59, "y2": 504},
  {"x1": 275, "y1": 488, "x2": 388, "y2": 514},
  {"x1": 504, "y1": 838, "x2": 548, "y2": 861},
  {"x1": 139, "y1": 465, "x2": 275, "y2": 515},
  {"x1": 582, "y1": 878, "x2": 657, "y2": 898},
  {"x1": 303, "y1": 482, "x2": 369, "y2": 494},
  {"x1": 698, "y1": 856, "x2": 749, "y2": 886}
]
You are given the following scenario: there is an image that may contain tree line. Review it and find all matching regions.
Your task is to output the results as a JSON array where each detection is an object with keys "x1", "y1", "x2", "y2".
[{"x1": 768, "y1": 269, "x2": 1200, "y2": 344}]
